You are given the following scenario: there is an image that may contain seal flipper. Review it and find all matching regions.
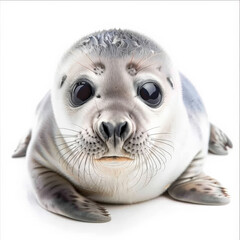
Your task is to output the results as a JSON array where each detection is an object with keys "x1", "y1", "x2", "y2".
[
  {"x1": 168, "y1": 159, "x2": 230, "y2": 205},
  {"x1": 209, "y1": 124, "x2": 232, "y2": 155},
  {"x1": 30, "y1": 160, "x2": 111, "y2": 223},
  {"x1": 12, "y1": 130, "x2": 31, "y2": 158}
]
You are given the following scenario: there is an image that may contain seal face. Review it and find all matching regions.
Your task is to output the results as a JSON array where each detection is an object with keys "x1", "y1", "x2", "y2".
[
  {"x1": 13, "y1": 29, "x2": 232, "y2": 223},
  {"x1": 51, "y1": 31, "x2": 185, "y2": 200}
]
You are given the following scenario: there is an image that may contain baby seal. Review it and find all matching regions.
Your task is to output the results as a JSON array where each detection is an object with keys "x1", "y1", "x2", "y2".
[{"x1": 13, "y1": 29, "x2": 232, "y2": 222}]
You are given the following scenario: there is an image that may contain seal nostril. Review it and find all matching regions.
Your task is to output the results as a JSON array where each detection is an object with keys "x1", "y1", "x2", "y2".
[
  {"x1": 116, "y1": 121, "x2": 128, "y2": 139},
  {"x1": 100, "y1": 122, "x2": 113, "y2": 140},
  {"x1": 102, "y1": 123, "x2": 110, "y2": 138}
]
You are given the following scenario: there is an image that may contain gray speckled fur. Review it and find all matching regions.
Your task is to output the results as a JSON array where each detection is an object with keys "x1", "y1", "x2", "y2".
[{"x1": 70, "y1": 29, "x2": 162, "y2": 58}]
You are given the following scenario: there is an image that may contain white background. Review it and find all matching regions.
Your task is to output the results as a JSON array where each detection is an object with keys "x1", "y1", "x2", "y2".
[{"x1": 0, "y1": 1, "x2": 239, "y2": 240}]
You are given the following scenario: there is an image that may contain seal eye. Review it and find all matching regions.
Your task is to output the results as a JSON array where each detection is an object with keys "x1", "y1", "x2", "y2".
[
  {"x1": 71, "y1": 81, "x2": 94, "y2": 106},
  {"x1": 139, "y1": 82, "x2": 162, "y2": 107}
]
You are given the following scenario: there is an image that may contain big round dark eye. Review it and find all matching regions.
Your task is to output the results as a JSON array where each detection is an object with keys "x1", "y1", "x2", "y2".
[
  {"x1": 139, "y1": 82, "x2": 162, "y2": 107},
  {"x1": 71, "y1": 81, "x2": 94, "y2": 106}
]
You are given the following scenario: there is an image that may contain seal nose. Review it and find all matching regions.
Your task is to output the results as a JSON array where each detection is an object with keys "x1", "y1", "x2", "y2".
[{"x1": 99, "y1": 121, "x2": 129, "y2": 142}]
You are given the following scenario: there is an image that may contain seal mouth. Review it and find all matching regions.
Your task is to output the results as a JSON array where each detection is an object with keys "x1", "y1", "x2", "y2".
[{"x1": 96, "y1": 156, "x2": 134, "y2": 161}]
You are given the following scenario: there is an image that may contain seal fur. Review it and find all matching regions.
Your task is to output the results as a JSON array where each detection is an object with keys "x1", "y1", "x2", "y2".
[{"x1": 12, "y1": 29, "x2": 232, "y2": 222}]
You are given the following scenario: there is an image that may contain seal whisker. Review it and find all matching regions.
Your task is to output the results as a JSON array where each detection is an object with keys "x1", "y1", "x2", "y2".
[
  {"x1": 57, "y1": 142, "x2": 77, "y2": 154},
  {"x1": 65, "y1": 146, "x2": 84, "y2": 171},
  {"x1": 69, "y1": 50, "x2": 96, "y2": 74},
  {"x1": 56, "y1": 144, "x2": 75, "y2": 160},
  {"x1": 137, "y1": 63, "x2": 157, "y2": 74},
  {"x1": 77, "y1": 152, "x2": 87, "y2": 182},
  {"x1": 72, "y1": 151, "x2": 84, "y2": 174},
  {"x1": 57, "y1": 143, "x2": 77, "y2": 157},
  {"x1": 154, "y1": 147, "x2": 167, "y2": 170},
  {"x1": 148, "y1": 132, "x2": 173, "y2": 136},
  {"x1": 58, "y1": 145, "x2": 77, "y2": 165},
  {"x1": 138, "y1": 153, "x2": 147, "y2": 186},
  {"x1": 84, "y1": 154, "x2": 92, "y2": 178},
  {"x1": 148, "y1": 138, "x2": 173, "y2": 144},
  {"x1": 149, "y1": 142, "x2": 168, "y2": 163},
  {"x1": 147, "y1": 132, "x2": 172, "y2": 136},
  {"x1": 88, "y1": 155, "x2": 101, "y2": 187},
  {"x1": 127, "y1": 154, "x2": 139, "y2": 188},
  {"x1": 137, "y1": 52, "x2": 161, "y2": 70},
  {"x1": 84, "y1": 52, "x2": 96, "y2": 66},
  {"x1": 144, "y1": 126, "x2": 172, "y2": 134},
  {"x1": 84, "y1": 155, "x2": 95, "y2": 189},
  {"x1": 148, "y1": 132, "x2": 173, "y2": 137},
  {"x1": 82, "y1": 153, "x2": 89, "y2": 184},
  {"x1": 150, "y1": 138, "x2": 175, "y2": 149},
  {"x1": 71, "y1": 123, "x2": 86, "y2": 131},
  {"x1": 136, "y1": 53, "x2": 151, "y2": 67},
  {"x1": 144, "y1": 126, "x2": 162, "y2": 132},
  {"x1": 133, "y1": 153, "x2": 142, "y2": 179},
  {"x1": 145, "y1": 148, "x2": 159, "y2": 175},
  {"x1": 87, "y1": 156, "x2": 96, "y2": 186},
  {"x1": 135, "y1": 54, "x2": 150, "y2": 68},
  {"x1": 150, "y1": 142, "x2": 173, "y2": 159},
  {"x1": 142, "y1": 150, "x2": 156, "y2": 186},
  {"x1": 154, "y1": 148, "x2": 166, "y2": 170},
  {"x1": 145, "y1": 147, "x2": 163, "y2": 173},
  {"x1": 87, "y1": 155, "x2": 95, "y2": 181},
  {"x1": 148, "y1": 137, "x2": 174, "y2": 146},
  {"x1": 54, "y1": 134, "x2": 77, "y2": 139},
  {"x1": 59, "y1": 127, "x2": 80, "y2": 133},
  {"x1": 56, "y1": 140, "x2": 78, "y2": 147},
  {"x1": 148, "y1": 147, "x2": 165, "y2": 171},
  {"x1": 138, "y1": 151, "x2": 149, "y2": 182},
  {"x1": 147, "y1": 139, "x2": 173, "y2": 157},
  {"x1": 129, "y1": 53, "x2": 135, "y2": 65},
  {"x1": 64, "y1": 148, "x2": 79, "y2": 170},
  {"x1": 67, "y1": 149, "x2": 82, "y2": 172},
  {"x1": 143, "y1": 149, "x2": 154, "y2": 171},
  {"x1": 90, "y1": 157, "x2": 105, "y2": 180},
  {"x1": 79, "y1": 153, "x2": 88, "y2": 183},
  {"x1": 145, "y1": 142, "x2": 164, "y2": 167},
  {"x1": 125, "y1": 154, "x2": 136, "y2": 169},
  {"x1": 133, "y1": 154, "x2": 148, "y2": 187},
  {"x1": 141, "y1": 150, "x2": 153, "y2": 186}
]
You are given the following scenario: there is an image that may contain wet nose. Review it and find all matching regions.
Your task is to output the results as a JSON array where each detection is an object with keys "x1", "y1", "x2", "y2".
[{"x1": 99, "y1": 121, "x2": 129, "y2": 141}]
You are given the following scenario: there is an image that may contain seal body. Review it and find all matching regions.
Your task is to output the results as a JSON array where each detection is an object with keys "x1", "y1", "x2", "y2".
[{"x1": 13, "y1": 29, "x2": 232, "y2": 222}]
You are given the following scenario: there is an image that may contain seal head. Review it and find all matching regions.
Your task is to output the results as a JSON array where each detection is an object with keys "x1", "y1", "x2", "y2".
[{"x1": 51, "y1": 29, "x2": 185, "y2": 194}]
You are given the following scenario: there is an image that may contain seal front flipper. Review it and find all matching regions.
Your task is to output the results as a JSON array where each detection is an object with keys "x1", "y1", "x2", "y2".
[
  {"x1": 12, "y1": 130, "x2": 31, "y2": 158},
  {"x1": 209, "y1": 124, "x2": 233, "y2": 155},
  {"x1": 29, "y1": 160, "x2": 111, "y2": 223},
  {"x1": 168, "y1": 158, "x2": 230, "y2": 205}
]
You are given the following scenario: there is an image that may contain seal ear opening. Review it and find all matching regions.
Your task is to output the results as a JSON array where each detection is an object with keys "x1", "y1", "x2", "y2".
[{"x1": 12, "y1": 130, "x2": 31, "y2": 158}]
